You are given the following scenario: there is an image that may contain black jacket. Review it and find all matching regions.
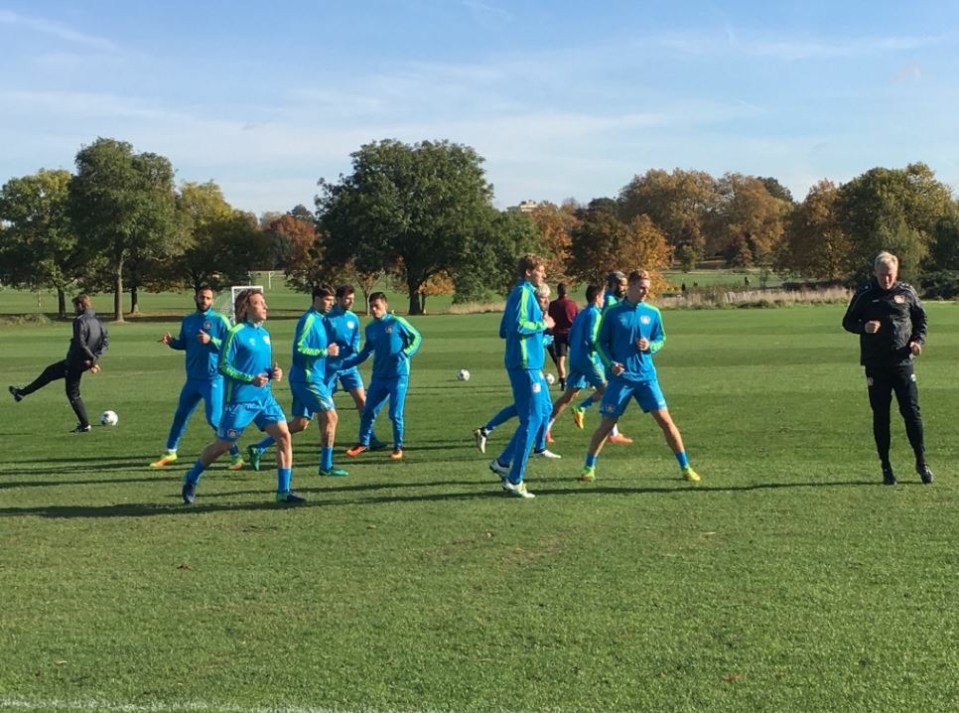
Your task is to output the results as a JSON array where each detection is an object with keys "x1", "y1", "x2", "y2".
[
  {"x1": 66, "y1": 309, "x2": 109, "y2": 368},
  {"x1": 842, "y1": 279, "x2": 926, "y2": 369}
]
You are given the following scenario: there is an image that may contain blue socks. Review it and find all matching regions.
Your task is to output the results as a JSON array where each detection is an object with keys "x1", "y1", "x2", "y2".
[
  {"x1": 184, "y1": 459, "x2": 205, "y2": 486},
  {"x1": 321, "y1": 446, "x2": 333, "y2": 471},
  {"x1": 256, "y1": 435, "x2": 275, "y2": 453},
  {"x1": 585, "y1": 453, "x2": 598, "y2": 468},
  {"x1": 277, "y1": 467, "x2": 292, "y2": 494},
  {"x1": 675, "y1": 451, "x2": 689, "y2": 469}
]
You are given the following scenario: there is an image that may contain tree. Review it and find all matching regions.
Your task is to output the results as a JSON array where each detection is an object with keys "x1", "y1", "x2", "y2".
[
  {"x1": 776, "y1": 180, "x2": 851, "y2": 280},
  {"x1": 263, "y1": 213, "x2": 316, "y2": 270},
  {"x1": 529, "y1": 201, "x2": 579, "y2": 283},
  {"x1": 0, "y1": 169, "x2": 85, "y2": 317},
  {"x1": 836, "y1": 163, "x2": 954, "y2": 283},
  {"x1": 618, "y1": 168, "x2": 719, "y2": 265},
  {"x1": 705, "y1": 173, "x2": 790, "y2": 267},
  {"x1": 69, "y1": 138, "x2": 185, "y2": 321},
  {"x1": 453, "y1": 207, "x2": 542, "y2": 302},
  {"x1": 569, "y1": 200, "x2": 672, "y2": 291},
  {"x1": 171, "y1": 182, "x2": 268, "y2": 291},
  {"x1": 318, "y1": 139, "x2": 494, "y2": 315}
]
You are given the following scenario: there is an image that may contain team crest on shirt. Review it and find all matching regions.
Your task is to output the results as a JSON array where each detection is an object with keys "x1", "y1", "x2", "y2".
[
  {"x1": 640, "y1": 316, "x2": 651, "y2": 325},
  {"x1": 532, "y1": 381, "x2": 541, "y2": 394},
  {"x1": 386, "y1": 326, "x2": 393, "y2": 334},
  {"x1": 263, "y1": 336, "x2": 271, "y2": 344},
  {"x1": 347, "y1": 320, "x2": 356, "y2": 329},
  {"x1": 894, "y1": 294, "x2": 905, "y2": 304},
  {"x1": 202, "y1": 320, "x2": 212, "y2": 331}
]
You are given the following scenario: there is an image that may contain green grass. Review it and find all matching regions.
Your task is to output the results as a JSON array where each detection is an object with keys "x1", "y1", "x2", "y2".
[{"x1": 2, "y1": 303, "x2": 959, "y2": 711}]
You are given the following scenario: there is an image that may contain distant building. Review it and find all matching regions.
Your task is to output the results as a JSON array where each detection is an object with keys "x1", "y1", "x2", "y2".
[{"x1": 518, "y1": 200, "x2": 540, "y2": 213}]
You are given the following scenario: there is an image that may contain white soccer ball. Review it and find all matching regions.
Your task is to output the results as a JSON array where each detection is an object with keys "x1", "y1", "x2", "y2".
[
  {"x1": 99, "y1": 410, "x2": 119, "y2": 426},
  {"x1": 545, "y1": 373, "x2": 556, "y2": 385},
  {"x1": 457, "y1": 369, "x2": 471, "y2": 382}
]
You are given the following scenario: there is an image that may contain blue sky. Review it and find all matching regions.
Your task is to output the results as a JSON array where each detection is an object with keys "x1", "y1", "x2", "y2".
[{"x1": 2, "y1": 1, "x2": 958, "y2": 215}]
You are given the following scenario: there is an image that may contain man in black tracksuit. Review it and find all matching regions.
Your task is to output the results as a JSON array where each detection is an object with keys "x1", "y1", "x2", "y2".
[
  {"x1": 9, "y1": 293, "x2": 109, "y2": 432},
  {"x1": 842, "y1": 251, "x2": 933, "y2": 485}
]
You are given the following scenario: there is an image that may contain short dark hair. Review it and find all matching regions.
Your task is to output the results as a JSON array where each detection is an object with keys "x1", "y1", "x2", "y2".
[
  {"x1": 335, "y1": 284, "x2": 355, "y2": 299},
  {"x1": 195, "y1": 285, "x2": 213, "y2": 294},
  {"x1": 368, "y1": 291, "x2": 388, "y2": 304},
  {"x1": 606, "y1": 271, "x2": 625, "y2": 287},
  {"x1": 557, "y1": 282, "x2": 567, "y2": 297},
  {"x1": 312, "y1": 284, "x2": 334, "y2": 300},
  {"x1": 585, "y1": 284, "x2": 601, "y2": 303}
]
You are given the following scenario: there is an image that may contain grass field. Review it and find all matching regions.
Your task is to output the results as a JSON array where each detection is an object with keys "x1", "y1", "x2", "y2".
[{"x1": 2, "y1": 299, "x2": 959, "y2": 712}]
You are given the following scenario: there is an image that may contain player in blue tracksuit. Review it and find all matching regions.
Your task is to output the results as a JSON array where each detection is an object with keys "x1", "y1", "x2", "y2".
[
  {"x1": 181, "y1": 288, "x2": 304, "y2": 505},
  {"x1": 325, "y1": 285, "x2": 385, "y2": 449},
  {"x1": 547, "y1": 283, "x2": 607, "y2": 431},
  {"x1": 486, "y1": 254, "x2": 555, "y2": 499},
  {"x1": 150, "y1": 287, "x2": 243, "y2": 470},
  {"x1": 600, "y1": 270, "x2": 632, "y2": 444},
  {"x1": 473, "y1": 285, "x2": 556, "y2": 458},
  {"x1": 579, "y1": 269, "x2": 700, "y2": 484},
  {"x1": 247, "y1": 285, "x2": 347, "y2": 477},
  {"x1": 341, "y1": 292, "x2": 422, "y2": 459}
]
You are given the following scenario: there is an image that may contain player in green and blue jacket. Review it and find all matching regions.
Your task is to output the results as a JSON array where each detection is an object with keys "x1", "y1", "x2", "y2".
[
  {"x1": 150, "y1": 287, "x2": 243, "y2": 470},
  {"x1": 341, "y1": 292, "x2": 422, "y2": 459},
  {"x1": 181, "y1": 289, "x2": 304, "y2": 506}
]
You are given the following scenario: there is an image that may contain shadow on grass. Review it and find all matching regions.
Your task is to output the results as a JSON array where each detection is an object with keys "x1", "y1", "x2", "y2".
[{"x1": 0, "y1": 477, "x2": 907, "y2": 518}]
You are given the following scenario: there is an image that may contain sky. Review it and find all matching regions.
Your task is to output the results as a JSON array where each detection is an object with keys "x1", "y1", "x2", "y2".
[{"x1": 2, "y1": 1, "x2": 959, "y2": 216}]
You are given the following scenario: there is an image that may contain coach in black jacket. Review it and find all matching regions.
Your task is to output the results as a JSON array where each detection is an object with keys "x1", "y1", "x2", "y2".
[
  {"x1": 9, "y1": 294, "x2": 109, "y2": 432},
  {"x1": 842, "y1": 251, "x2": 932, "y2": 485}
]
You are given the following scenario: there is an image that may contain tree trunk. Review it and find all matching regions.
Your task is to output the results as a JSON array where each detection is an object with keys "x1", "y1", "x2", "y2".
[
  {"x1": 114, "y1": 266, "x2": 125, "y2": 323},
  {"x1": 407, "y1": 277, "x2": 423, "y2": 315},
  {"x1": 57, "y1": 288, "x2": 66, "y2": 319},
  {"x1": 130, "y1": 286, "x2": 140, "y2": 314}
]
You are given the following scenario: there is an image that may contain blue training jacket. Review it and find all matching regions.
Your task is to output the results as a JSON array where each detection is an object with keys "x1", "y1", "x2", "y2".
[
  {"x1": 595, "y1": 299, "x2": 665, "y2": 383},
  {"x1": 168, "y1": 308, "x2": 232, "y2": 380},
  {"x1": 325, "y1": 305, "x2": 362, "y2": 375},
  {"x1": 341, "y1": 313, "x2": 422, "y2": 379},
  {"x1": 219, "y1": 321, "x2": 276, "y2": 403},
  {"x1": 290, "y1": 307, "x2": 335, "y2": 386},
  {"x1": 568, "y1": 303, "x2": 603, "y2": 371},
  {"x1": 499, "y1": 279, "x2": 548, "y2": 371}
]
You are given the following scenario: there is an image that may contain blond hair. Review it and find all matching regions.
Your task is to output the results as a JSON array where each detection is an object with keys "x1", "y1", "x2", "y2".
[{"x1": 874, "y1": 251, "x2": 899, "y2": 271}]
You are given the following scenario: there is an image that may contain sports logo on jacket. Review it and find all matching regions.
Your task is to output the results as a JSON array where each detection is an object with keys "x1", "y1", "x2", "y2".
[
  {"x1": 640, "y1": 316, "x2": 651, "y2": 325},
  {"x1": 894, "y1": 295, "x2": 905, "y2": 304}
]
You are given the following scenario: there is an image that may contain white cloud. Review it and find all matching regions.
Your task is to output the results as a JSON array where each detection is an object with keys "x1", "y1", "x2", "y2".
[{"x1": 0, "y1": 10, "x2": 117, "y2": 51}]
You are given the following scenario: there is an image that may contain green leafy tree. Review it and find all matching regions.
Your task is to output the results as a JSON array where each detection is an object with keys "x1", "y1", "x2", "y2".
[
  {"x1": 836, "y1": 163, "x2": 954, "y2": 284},
  {"x1": 69, "y1": 138, "x2": 185, "y2": 321},
  {"x1": 0, "y1": 169, "x2": 86, "y2": 317},
  {"x1": 318, "y1": 139, "x2": 494, "y2": 315},
  {"x1": 453, "y1": 207, "x2": 541, "y2": 302}
]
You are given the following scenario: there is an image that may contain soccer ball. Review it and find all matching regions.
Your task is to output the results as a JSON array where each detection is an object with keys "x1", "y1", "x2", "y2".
[
  {"x1": 545, "y1": 373, "x2": 556, "y2": 385},
  {"x1": 457, "y1": 369, "x2": 471, "y2": 382},
  {"x1": 99, "y1": 410, "x2": 119, "y2": 426}
]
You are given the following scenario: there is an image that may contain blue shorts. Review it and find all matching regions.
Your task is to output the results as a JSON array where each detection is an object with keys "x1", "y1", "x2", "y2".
[
  {"x1": 290, "y1": 380, "x2": 336, "y2": 420},
  {"x1": 599, "y1": 378, "x2": 667, "y2": 418},
  {"x1": 217, "y1": 394, "x2": 287, "y2": 442},
  {"x1": 567, "y1": 360, "x2": 606, "y2": 391},
  {"x1": 331, "y1": 367, "x2": 364, "y2": 393}
]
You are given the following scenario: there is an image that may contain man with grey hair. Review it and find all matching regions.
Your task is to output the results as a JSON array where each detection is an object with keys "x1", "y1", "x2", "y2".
[{"x1": 842, "y1": 251, "x2": 933, "y2": 485}]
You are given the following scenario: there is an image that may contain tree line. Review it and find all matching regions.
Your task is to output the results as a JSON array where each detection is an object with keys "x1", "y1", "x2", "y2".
[{"x1": 3, "y1": 136, "x2": 959, "y2": 320}]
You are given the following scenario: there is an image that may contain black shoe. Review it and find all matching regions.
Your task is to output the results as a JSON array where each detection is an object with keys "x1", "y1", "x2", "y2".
[
  {"x1": 182, "y1": 481, "x2": 197, "y2": 505},
  {"x1": 559, "y1": 379, "x2": 566, "y2": 391},
  {"x1": 881, "y1": 464, "x2": 896, "y2": 485},
  {"x1": 8, "y1": 386, "x2": 23, "y2": 403},
  {"x1": 917, "y1": 464, "x2": 934, "y2": 485},
  {"x1": 70, "y1": 423, "x2": 92, "y2": 433}
]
